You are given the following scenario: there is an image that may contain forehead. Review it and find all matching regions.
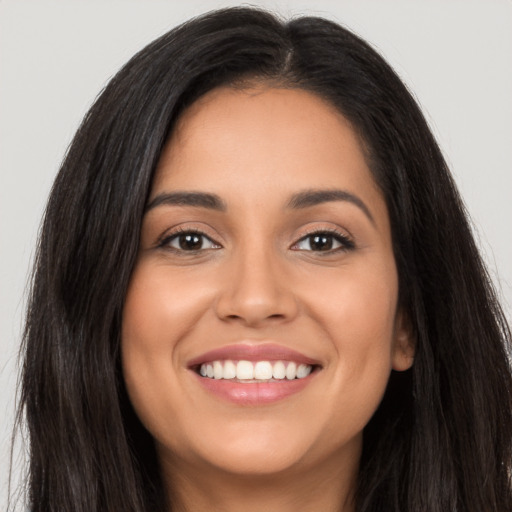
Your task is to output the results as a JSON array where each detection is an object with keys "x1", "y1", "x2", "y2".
[{"x1": 151, "y1": 86, "x2": 383, "y2": 214}]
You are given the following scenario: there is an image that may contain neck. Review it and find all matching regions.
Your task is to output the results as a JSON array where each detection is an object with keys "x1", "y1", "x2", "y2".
[{"x1": 160, "y1": 443, "x2": 360, "y2": 512}]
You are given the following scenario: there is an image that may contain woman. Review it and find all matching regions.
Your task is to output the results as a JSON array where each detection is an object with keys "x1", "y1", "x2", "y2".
[{"x1": 17, "y1": 7, "x2": 512, "y2": 512}]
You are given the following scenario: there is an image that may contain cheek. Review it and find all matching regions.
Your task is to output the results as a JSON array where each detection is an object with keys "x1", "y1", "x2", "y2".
[
  {"x1": 300, "y1": 259, "x2": 399, "y2": 422},
  {"x1": 120, "y1": 263, "x2": 213, "y2": 435},
  {"x1": 123, "y1": 265, "x2": 207, "y2": 337},
  {"x1": 303, "y1": 257, "x2": 398, "y2": 349},
  {"x1": 122, "y1": 260, "x2": 222, "y2": 361}
]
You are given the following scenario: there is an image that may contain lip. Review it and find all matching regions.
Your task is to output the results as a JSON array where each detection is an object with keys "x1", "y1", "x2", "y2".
[
  {"x1": 187, "y1": 342, "x2": 321, "y2": 367},
  {"x1": 188, "y1": 343, "x2": 321, "y2": 406}
]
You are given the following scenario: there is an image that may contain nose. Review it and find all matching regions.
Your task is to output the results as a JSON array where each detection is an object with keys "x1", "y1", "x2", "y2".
[{"x1": 214, "y1": 245, "x2": 299, "y2": 328}]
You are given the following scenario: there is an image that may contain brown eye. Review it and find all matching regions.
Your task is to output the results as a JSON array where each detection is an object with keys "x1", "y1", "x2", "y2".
[
  {"x1": 309, "y1": 234, "x2": 334, "y2": 251},
  {"x1": 163, "y1": 231, "x2": 220, "y2": 252},
  {"x1": 178, "y1": 233, "x2": 203, "y2": 250},
  {"x1": 293, "y1": 231, "x2": 354, "y2": 252}
]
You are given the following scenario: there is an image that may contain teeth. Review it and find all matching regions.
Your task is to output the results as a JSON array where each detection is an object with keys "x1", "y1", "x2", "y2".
[
  {"x1": 236, "y1": 360, "x2": 254, "y2": 380},
  {"x1": 297, "y1": 363, "x2": 312, "y2": 378},
  {"x1": 254, "y1": 361, "x2": 273, "y2": 380},
  {"x1": 223, "y1": 360, "x2": 237, "y2": 379},
  {"x1": 286, "y1": 362, "x2": 297, "y2": 380},
  {"x1": 213, "y1": 361, "x2": 223, "y2": 379},
  {"x1": 198, "y1": 360, "x2": 314, "y2": 381},
  {"x1": 272, "y1": 361, "x2": 286, "y2": 379}
]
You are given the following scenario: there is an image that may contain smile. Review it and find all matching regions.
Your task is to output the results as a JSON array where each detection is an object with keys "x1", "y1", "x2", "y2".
[
  {"x1": 189, "y1": 343, "x2": 321, "y2": 405},
  {"x1": 199, "y1": 360, "x2": 313, "y2": 381}
]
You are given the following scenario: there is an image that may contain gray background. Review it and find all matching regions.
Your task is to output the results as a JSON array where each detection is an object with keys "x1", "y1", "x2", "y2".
[{"x1": 1, "y1": 1, "x2": 511, "y2": 508}]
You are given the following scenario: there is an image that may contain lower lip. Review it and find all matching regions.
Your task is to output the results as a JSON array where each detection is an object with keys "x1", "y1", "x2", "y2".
[{"x1": 193, "y1": 372, "x2": 317, "y2": 405}]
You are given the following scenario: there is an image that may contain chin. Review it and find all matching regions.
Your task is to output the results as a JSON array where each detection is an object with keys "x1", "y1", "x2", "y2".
[{"x1": 161, "y1": 414, "x2": 359, "y2": 479}]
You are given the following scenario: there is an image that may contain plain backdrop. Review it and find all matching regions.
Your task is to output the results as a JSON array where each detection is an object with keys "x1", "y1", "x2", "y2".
[{"x1": 1, "y1": 0, "x2": 511, "y2": 508}]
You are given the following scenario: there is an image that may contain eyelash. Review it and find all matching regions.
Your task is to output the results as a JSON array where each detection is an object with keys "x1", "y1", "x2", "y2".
[
  {"x1": 158, "y1": 228, "x2": 220, "y2": 253},
  {"x1": 157, "y1": 228, "x2": 355, "y2": 254},
  {"x1": 291, "y1": 229, "x2": 355, "y2": 253}
]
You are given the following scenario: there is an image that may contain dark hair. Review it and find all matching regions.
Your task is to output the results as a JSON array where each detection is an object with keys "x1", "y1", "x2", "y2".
[{"x1": 16, "y1": 7, "x2": 512, "y2": 512}]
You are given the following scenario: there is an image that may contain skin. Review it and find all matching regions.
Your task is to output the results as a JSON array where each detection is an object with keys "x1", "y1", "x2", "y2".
[{"x1": 122, "y1": 86, "x2": 414, "y2": 512}]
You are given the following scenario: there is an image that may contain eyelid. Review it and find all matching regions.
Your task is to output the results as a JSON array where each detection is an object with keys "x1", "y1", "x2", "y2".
[
  {"x1": 290, "y1": 227, "x2": 355, "y2": 252},
  {"x1": 153, "y1": 224, "x2": 354, "y2": 253},
  {"x1": 157, "y1": 226, "x2": 222, "y2": 251}
]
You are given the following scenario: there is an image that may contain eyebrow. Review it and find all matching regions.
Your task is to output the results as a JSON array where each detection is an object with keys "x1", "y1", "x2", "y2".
[
  {"x1": 287, "y1": 189, "x2": 375, "y2": 225},
  {"x1": 145, "y1": 188, "x2": 375, "y2": 224},
  {"x1": 145, "y1": 191, "x2": 227, "y2": 212}
]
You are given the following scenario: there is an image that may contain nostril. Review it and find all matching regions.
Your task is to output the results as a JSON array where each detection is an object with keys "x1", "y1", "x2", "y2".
[{"x1": 213, "y1": 270, "x2": 299, "y2": 325}]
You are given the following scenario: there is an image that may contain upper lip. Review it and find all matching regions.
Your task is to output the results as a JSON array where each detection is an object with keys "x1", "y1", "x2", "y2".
[{"x1": 187, "y1": 343, "x2": 322, "y2": 368}]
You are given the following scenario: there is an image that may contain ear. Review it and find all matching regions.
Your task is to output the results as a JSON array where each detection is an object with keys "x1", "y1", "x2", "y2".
[{"x1": 391, "y1": 309, "x2": 415, "y2": 371}]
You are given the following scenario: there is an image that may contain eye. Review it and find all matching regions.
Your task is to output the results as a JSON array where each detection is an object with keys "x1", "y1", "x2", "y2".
[
  {"x1": 292, "y1": 231, "x2": 354, "y2": 252},
  {"x1": 161, "y1": 230, "x2": 220, "y2": 252}
]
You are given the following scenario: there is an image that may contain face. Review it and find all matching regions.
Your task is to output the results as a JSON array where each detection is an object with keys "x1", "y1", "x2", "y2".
[{"x1": 122, "y1": 86, "x2": 413, "y2": 483}]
